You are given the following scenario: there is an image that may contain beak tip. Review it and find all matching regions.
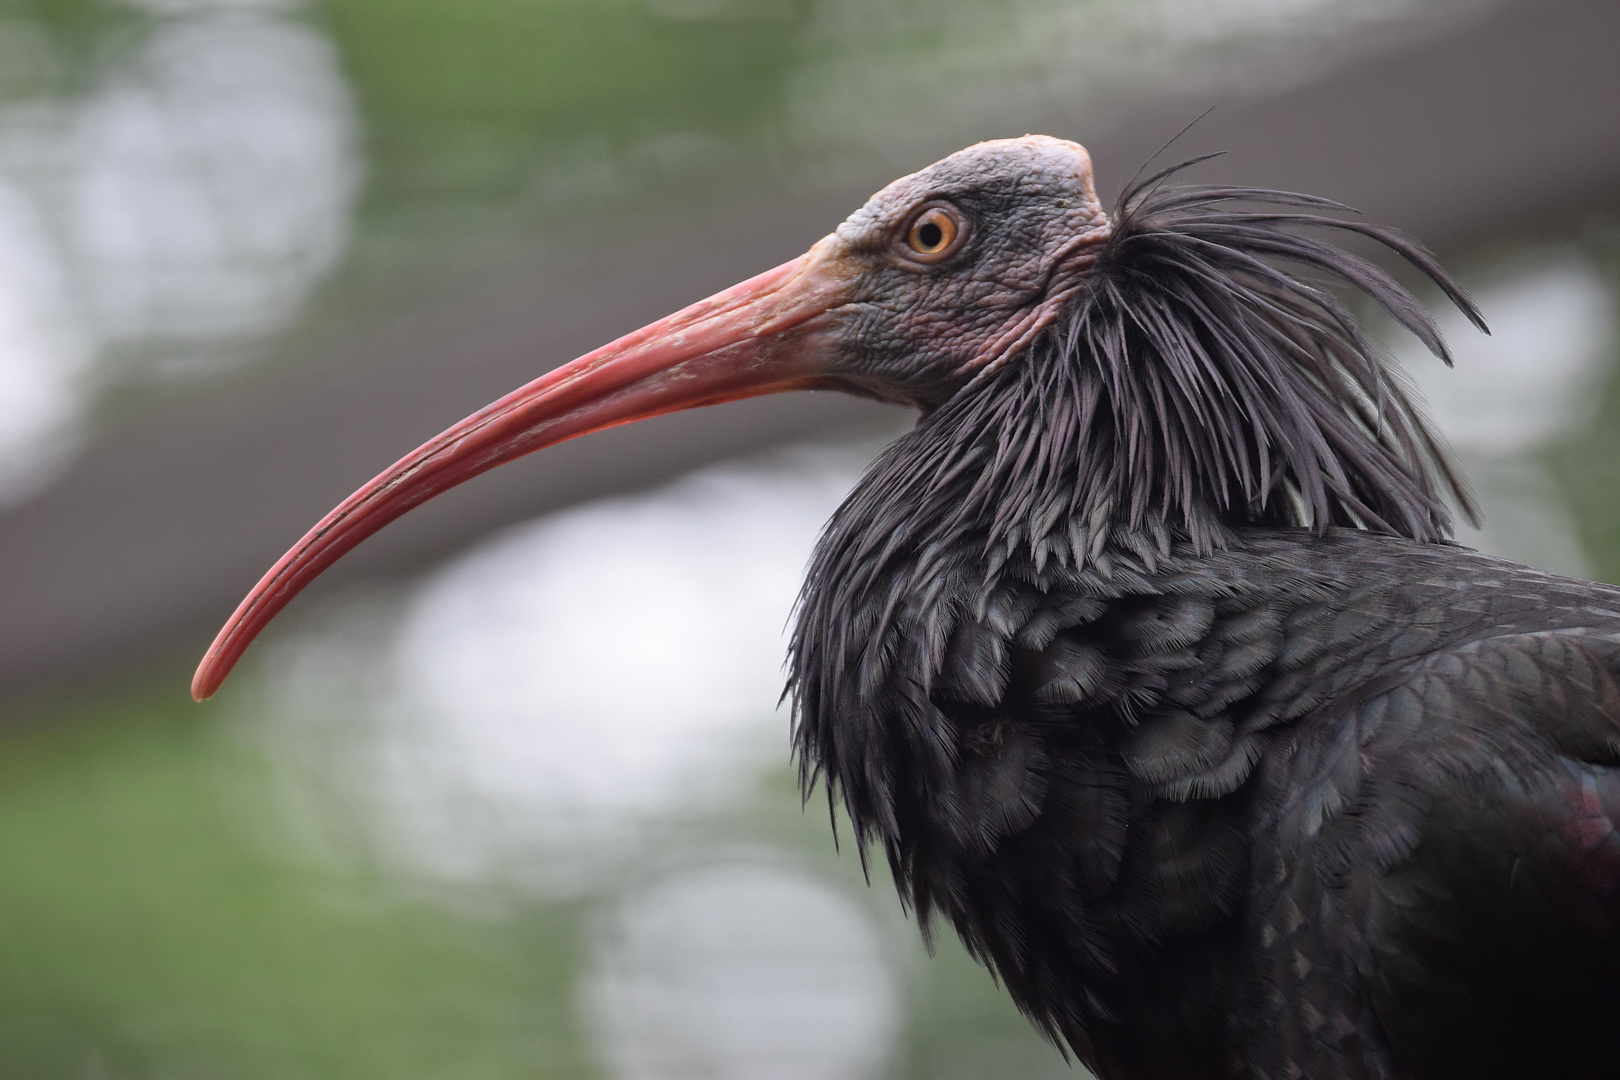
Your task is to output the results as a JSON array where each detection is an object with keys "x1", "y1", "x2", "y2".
[{"x1": 191, "y1": 658, "x2": 222, "y2": 702}]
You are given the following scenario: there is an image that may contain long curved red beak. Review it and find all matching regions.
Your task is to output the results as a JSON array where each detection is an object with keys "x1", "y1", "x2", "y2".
[{"x1": 192, "y1": 240, "x2": 851, "y2": 701}]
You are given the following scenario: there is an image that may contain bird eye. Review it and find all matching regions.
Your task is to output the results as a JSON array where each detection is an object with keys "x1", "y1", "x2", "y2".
[{"x1": 902, "y1": 204, "x2": 965, "y2": 263}]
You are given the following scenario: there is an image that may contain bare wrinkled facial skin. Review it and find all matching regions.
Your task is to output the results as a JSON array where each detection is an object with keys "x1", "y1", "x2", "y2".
[{"x1": 817, "y1": 135, "x2": 1111, "y2": 408}]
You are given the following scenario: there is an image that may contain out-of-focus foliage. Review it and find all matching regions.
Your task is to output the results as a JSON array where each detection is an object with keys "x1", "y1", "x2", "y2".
[
  {"x1": 0, "y1": 680, "x2": 592, "y2": 1078},
  {"x1": 1546, "y1": 233, "x2": 1620, "y2": 583},
  {"x1": 0, "y1": 670, "x2": 1071, "y2": 1078},
  {"x1": 326, "y1": 0, "x2": 800, "y2": 206},
  {"x1": 0, "y1": 0, "x2": 140, "y2": 93}
]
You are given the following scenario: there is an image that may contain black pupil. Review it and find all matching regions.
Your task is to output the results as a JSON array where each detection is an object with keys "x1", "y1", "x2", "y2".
[{"x1": 917, "y1": 220, "x2": 944, "y2": 249}]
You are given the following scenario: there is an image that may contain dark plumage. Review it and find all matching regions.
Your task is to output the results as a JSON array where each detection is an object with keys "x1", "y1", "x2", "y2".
[
  {"x1": 795, "y1": 525, "x2": 1620, "y2": 1079},
  {"x1": 196, "y1": 136, "x2": 1620, "y2": 1080}
]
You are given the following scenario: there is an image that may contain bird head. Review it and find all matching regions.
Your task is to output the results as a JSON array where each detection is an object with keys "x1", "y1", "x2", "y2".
[
  {"x1": 191, "y1": 134, "x2": 1480, "y2": 701},
  {"x1": 812, "y1": 135, "x2": 1110, "y2": 406}
]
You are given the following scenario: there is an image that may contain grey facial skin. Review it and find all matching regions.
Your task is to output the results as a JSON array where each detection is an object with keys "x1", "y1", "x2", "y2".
[{"x1": 816, "y1": 136, "x2": 1112, "y2": 408}]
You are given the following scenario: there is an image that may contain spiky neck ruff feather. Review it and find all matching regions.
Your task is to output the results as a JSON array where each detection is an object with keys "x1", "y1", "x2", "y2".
[{"x1": 816, "y1": 176, "x2": 1483, "y2": 592}]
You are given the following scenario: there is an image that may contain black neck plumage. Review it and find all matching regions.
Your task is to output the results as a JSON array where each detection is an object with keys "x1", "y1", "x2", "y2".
[{"x1": 789, "y1": 175, "x2": 1485, "y2": 811}]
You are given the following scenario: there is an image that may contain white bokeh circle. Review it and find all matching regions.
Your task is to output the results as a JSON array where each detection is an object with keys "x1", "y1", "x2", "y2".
[
  {"x1": 71, "y1": 10, "x2": 360, "y2": 346},
  {"x1": 264, "y1": 447, "x2": 875, "y2": 894},
  {"x1": 584, "y1": 859, "x2": 902, "y2": 1080},
  {"x1": 0, "y1": 180, "x2": 89, "y2": 503},
  {"x1": 1397, "y1": 258, "x2": 1615, "y2": 457}
]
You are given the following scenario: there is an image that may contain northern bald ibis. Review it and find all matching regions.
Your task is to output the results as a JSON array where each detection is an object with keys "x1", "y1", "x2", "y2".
[{"x1": 194, "y1": 137, "x2": 1620, "y2": 1080}]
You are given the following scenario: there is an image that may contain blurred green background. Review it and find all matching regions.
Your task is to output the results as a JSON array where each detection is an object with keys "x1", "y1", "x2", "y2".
[{"x1": 0, "y1": 0, "x2": 1615, "y2": 1076}]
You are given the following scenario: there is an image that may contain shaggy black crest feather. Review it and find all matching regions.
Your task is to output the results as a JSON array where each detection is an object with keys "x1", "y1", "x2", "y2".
[{"x1": 790, "y1": 170, "x2": 1485, "y2": 875}]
